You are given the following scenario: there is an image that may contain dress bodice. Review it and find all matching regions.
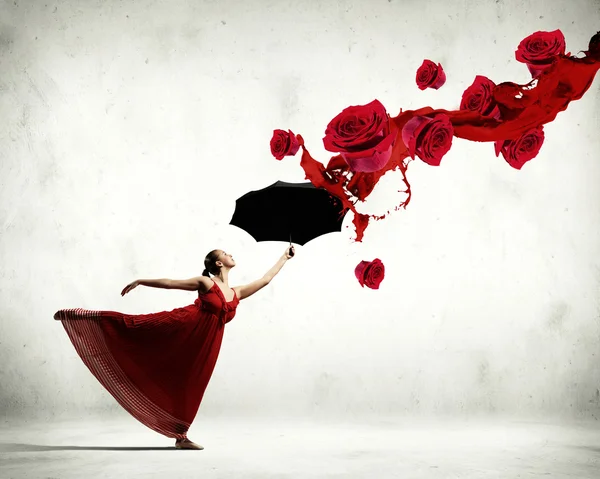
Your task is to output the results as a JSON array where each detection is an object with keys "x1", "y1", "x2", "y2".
[{"x1": 194, "y1": 280, "x2": 239, "y2": 325}]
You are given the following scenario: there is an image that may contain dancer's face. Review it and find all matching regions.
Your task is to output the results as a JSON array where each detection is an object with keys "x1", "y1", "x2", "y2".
[{"x1": 215, "y1": 250, "x2": 236, "y2": 269}]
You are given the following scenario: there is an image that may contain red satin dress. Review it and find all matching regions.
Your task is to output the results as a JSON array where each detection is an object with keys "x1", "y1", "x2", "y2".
[{"x1": 53, "y1": 280, "x2": 239, "y2": 440}]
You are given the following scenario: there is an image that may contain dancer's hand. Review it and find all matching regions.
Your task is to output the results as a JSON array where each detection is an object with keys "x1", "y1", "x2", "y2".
[
  {"x1": 121, "y1": 280, "x2": 140, "y2": 296},
  {"x1": 284, "y1": 245, "x2": 295, "y2": 259}
]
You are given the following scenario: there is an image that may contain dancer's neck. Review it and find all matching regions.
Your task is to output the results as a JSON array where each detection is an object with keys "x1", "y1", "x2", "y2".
[{"x1": 212, "y1": 271, "x2": 229, "y2": 287}]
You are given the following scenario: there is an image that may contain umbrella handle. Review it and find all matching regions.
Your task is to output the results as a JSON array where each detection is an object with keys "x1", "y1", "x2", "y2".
[{"x1": 289, "y1": 234, "x2": 295, "y2": 257}]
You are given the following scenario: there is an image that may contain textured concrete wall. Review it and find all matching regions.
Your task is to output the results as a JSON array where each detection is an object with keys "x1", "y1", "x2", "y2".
[{"x1": 1, "y1": 0, "x2": 599, "y2": 421}]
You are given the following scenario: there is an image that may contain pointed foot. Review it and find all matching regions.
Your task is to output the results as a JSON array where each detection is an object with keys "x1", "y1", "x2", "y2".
[{"x1": 175, "y1": 438, "x2": 204, "y2": 450}]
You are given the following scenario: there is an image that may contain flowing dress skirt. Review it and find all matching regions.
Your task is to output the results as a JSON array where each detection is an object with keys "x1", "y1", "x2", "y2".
[{"x1": 54, "y1": 286, "x2": 239, "y2": 439}]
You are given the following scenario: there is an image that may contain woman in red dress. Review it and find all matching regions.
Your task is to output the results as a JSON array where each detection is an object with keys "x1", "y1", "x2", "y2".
[{"x1": 54, "y1": 245, "x2": 295, "y2": 450}]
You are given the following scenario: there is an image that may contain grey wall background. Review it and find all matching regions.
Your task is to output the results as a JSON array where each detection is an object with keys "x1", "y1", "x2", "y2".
[{"x1": 1, "y1": 0, "x2": 599, "y2": 423}]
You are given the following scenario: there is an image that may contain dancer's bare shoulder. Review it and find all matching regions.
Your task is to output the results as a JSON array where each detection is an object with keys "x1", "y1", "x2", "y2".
[{"x1": 196, "y1": 276, "x2": 213, "y2": 293}]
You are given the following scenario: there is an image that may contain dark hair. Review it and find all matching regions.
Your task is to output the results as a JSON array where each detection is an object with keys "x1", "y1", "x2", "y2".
[{"x1": 203, "y1": 249, "x2": 221, "y2": 277}]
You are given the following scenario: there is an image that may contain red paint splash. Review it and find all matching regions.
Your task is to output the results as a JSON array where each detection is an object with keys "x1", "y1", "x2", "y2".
[{"x1": 292, "y1": 34, "x2": 600, "y2": 242}]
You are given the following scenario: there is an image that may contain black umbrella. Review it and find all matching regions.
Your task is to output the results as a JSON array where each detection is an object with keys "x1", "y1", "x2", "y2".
[{"x1": 229, "y1": 180, "x2": 348, "y2": 250}]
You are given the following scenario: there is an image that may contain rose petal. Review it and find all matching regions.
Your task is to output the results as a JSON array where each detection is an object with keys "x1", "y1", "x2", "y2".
[
  {"x1": 494, "y1": 139, "x2": 505, "y2": 157},
  {"x1": 431, "y1": 65, "x2": 446, "y2": 89},
  {"x1": 354, "y1": 260, "x2": 369, "y2": 287},
  {"x1": 401, "y1": 116, "x2": 432, "y2": 159},
  {"x1": 287, "y1": 130, "x2": 300, "y2": 156},
  {"x1": 341, "y1": 129, "x2": 396, "y2": 172}
]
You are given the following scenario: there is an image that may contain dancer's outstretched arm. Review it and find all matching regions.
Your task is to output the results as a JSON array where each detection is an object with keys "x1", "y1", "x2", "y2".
[
  {"x1": 234, "y1": 245, "x2": 295, "y2": 301},
  {"x1": 121, "y1": 277, "x2": 212, "y2": 296}
]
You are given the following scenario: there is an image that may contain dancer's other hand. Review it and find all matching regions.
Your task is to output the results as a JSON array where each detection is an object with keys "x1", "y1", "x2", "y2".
[
  {"x1": 121, "y1": 280, "x2": 140, "y2": 296},
  {"x1": 284, "y1": 245, "x2": 295, "y2": 259}
]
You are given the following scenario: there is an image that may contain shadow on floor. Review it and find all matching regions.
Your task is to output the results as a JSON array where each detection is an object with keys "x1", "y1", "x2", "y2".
[
  {"x1": 0, "y1": 443, "x2": 181, "y2": 452},
  {"x1": 570, "y1": 446, "x2": 600, "y2": 454}
]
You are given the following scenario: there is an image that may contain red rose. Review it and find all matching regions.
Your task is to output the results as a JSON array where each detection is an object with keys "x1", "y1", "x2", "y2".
[
  {"x1": 416, "y1": 59, "x2": 446, "y2": 90},
  {"x1": 515, "y1": 30, "x2": 566, "y2": 77},
  {"x1": 322, "y1": 99, "x2": 396, "y2": 173},
  {"x1": 460, "y1": 75, "x2": 501, "y2": 118},
  {"x1": 494, "y1": 126, "x2": 545, "y2": 170},
  {"x1": 355, "y1": 258, "x2": 385, "y2": 289},
  {"x1": 401, "y1": 113, "x2": 454, "y2": 166},
  {"x1": 270, "y1": 129, "x2": 301, "y2": 160}
]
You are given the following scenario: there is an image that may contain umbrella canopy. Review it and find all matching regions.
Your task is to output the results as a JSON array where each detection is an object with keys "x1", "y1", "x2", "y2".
[{"x1": 229, "y1": 180, "x2": 348, "y2": 246}]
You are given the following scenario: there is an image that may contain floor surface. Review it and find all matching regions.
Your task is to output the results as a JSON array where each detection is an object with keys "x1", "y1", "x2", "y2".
[{"x1": 1, "y1": 416, "x2": 599, "y2": 478}]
